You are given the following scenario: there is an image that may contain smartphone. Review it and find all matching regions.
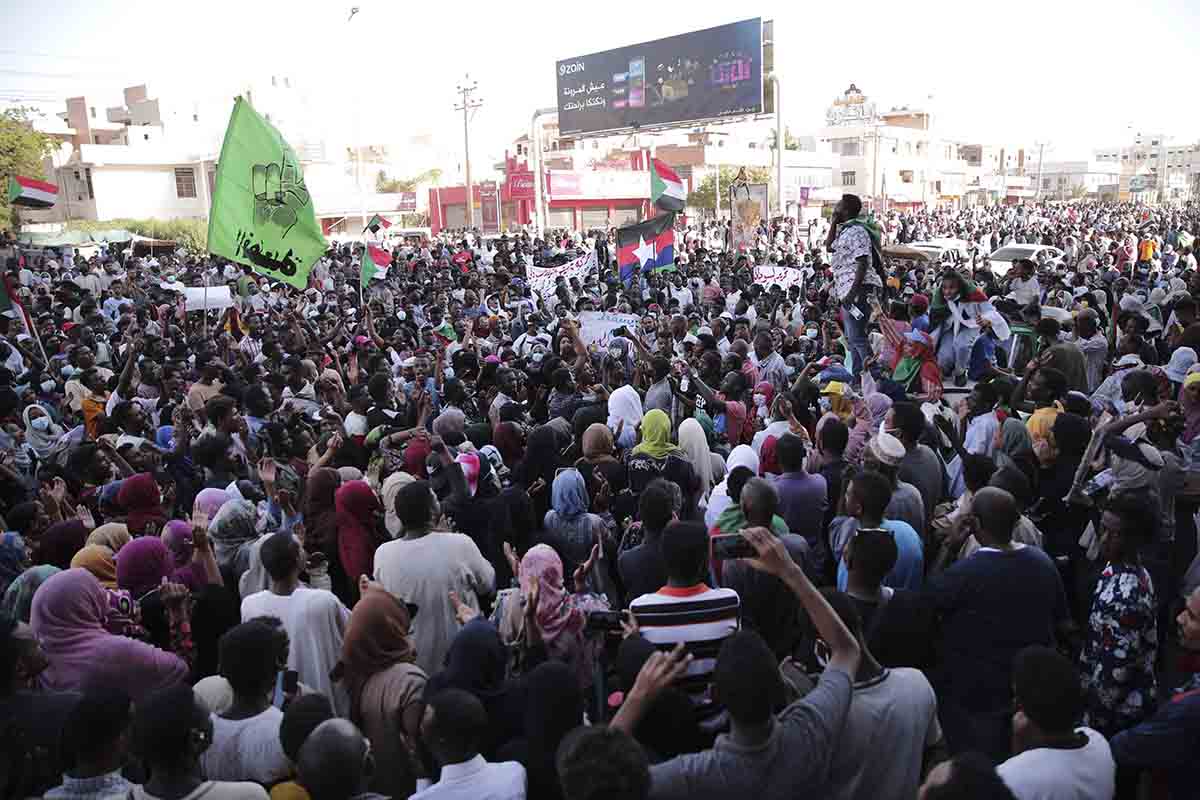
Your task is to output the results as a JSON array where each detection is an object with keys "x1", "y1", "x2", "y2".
[
  {"x1": 711, "y1": 533, "x2": 756, "y2": 560},
  {"x1": 585, "y1": 610, "x2": 625, "y2": 633},
  {"x1": 273, "y1": 669, "x2": 299, "y2": 708}
]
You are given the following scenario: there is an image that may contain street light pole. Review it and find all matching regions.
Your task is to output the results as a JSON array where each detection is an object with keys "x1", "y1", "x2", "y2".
[
  {"x1": 529, "y1": 107, "x2": 556, "y2": 237},
  {"x1": 455, "y1": 76, "x2": 483, "y2": 230},
  {"x1": 770, "y1": 73, "x2": 783, "y2": 218}
]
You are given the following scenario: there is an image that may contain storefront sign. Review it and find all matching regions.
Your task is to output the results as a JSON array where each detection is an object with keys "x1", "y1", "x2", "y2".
[{"x1": 507, "y1": 170, "x2": 535, "y2": 200}]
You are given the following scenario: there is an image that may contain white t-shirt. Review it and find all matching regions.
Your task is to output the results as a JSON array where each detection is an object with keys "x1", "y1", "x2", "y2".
[
  {"x1": 996, "y1": 727, "x2": 1115, "y2": 800},
  {"x1": 132, "y1": 782, "x2": 268, "y2": 800},
  {"x1": 824, "y1": 668, "x2": 943, "y2": 800},
  {"x1": 201, "y1": 708, "x2": 291, "y2": 785}
]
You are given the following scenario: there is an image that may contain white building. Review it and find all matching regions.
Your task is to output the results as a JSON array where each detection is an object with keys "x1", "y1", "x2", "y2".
[
  {"x1": 1032, "y1": 160, "x2": 1121, "y2": 200},
  {"x1": 18, "y1": 79, "x2": 410, "y2": 231},
  {"x1": 1094, "y1": 132, "x2": 1200, "y2": 202},
  {"x1": 817, "y1": 84, "x2": 973, "y2": 210}
]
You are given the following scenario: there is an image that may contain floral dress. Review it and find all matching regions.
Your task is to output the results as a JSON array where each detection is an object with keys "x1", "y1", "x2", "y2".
[{"x1": 1079, "y1": 560, "x2": 1158, "y2": 738}]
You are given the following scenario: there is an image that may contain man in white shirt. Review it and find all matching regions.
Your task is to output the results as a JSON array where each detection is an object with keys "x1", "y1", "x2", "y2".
[
  {"x1": 412, "y1": 688, "x2": 526, "y2": 800},
  {"x1": 1005, "y1": 259, "x2": 1042, "y2": 307},
  {"x1": 997, "y1": 646, "x2": 1116, "y2": 800},
  {"x1": 240, "y1": 532, "x2": 350, "y2": 714}
]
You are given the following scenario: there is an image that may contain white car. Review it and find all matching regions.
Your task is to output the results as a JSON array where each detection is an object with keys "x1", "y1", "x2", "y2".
[
  {"x1": 987, "y1": 244, "x2": 1064, "y2": 277},
  {"x1": 909, "y1": 238, "x2": 974, "y2": 263}
]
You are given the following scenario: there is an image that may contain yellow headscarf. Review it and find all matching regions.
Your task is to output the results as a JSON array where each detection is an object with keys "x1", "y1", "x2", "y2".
[{"x1": 631, "y1": 409, "x2": 681, "y2": 459}]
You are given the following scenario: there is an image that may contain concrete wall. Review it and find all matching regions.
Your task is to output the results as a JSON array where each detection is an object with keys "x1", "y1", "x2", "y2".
[{"x1": 90, "y1": 164, "x2": 208, "y2": 220}]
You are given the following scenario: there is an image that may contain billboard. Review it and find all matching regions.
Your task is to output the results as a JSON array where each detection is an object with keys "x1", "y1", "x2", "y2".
[
  {"x1": 397, "y1": 192, "x2": 417, "y2": 212},
  {"x1": 507, "y1": 170, "x2": 535, "y2": 200},
  {"x1": 555, "y1": 18, "x2": 763, "y2": 136}
]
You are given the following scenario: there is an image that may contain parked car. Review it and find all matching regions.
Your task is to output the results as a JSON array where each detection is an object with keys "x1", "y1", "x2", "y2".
[{"x1": 987, "y1": 244, "x2": 1064, "y2": 277}]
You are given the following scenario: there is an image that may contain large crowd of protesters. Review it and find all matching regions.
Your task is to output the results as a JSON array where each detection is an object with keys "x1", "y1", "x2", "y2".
[{"x1": 1, "y1": 195, "x2": 1200, "y2": 800}]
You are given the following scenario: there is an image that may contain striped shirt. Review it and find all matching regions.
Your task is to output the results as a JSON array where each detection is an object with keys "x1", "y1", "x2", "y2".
[{"x1": 630, "y1": 584, "x2": 740, "y2": 712}]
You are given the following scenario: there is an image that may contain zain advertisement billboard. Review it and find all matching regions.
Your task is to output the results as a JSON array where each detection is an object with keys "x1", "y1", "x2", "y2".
[{"x1": 555, "y1": 18, "x2": 763, "y2": 136}]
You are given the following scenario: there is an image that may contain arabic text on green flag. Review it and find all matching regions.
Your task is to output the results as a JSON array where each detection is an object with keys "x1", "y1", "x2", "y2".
[{"x1": 207, "y1": 97, "x2": 326, "y2": 289}]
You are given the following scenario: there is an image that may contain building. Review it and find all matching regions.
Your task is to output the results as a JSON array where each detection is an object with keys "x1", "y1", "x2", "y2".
[
  {"x1": 1094, "y1": 132, "x2": 1199, "y2": 202},
  {"x1": 426, "y1": 112, "x2": 836, "y2": 233},
  {"x1": 16, "y1": 79, "x2": 408, "y2": 230},
  {"x1": 817, "y1": 84, "x2": 974, "y2": 210},
  {"x1": 1031, "y1": 160, "x2": 1121, "y2": 200}
]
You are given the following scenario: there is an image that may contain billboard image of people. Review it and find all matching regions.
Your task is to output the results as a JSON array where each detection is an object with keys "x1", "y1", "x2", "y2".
[
  {"x1": 555, "y1": 18, "x2": 763, "y2": 136},
  {"x1": 729, "y1": 183, "x2": 768, "y2": 253}
]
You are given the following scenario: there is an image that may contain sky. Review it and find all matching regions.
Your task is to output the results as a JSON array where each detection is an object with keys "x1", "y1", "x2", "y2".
[{"x1": 4, "y1": 0, "x2": 1200, "y2": 170}]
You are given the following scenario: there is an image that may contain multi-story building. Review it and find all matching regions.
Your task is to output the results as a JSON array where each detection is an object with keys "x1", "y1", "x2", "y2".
[
  {"x1": 1030, "y1": 160, "x2": 1122, "y2": 200},
  {"x1": 17, "y1": 78, "x2": 409, "y2": 232},
  {"x1": 817, "y1": 84, "x2": 974, "y2": 210},
  {"x1": 1094, "y1": 132, "x2": 1199, "y2": 202}
]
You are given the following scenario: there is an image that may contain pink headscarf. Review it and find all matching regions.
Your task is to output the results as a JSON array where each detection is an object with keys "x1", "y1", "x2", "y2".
[
  {"x1": 193, "y1": 488, "x2": 230, "y2": 520},
  {"x1": 115, "y1": 537, "x2": 172, "y2": 599},
  {"x1": 455, "y1": 452, "x2": 480, "y2": 497},
  {"x1": 31, "y1": 568, "x2": 187, "y2": 700},
  {"x1": 520, "y1": 545, "x2": 586, "y2": 672}
]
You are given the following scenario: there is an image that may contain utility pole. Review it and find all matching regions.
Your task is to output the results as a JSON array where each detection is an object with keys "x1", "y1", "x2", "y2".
[
  {"x1": 455, "y1": 76, "x2": 483, "y2": 230},
  {"x1": 1034, "y1": 140, "x2": 1047, "y2": 200}
]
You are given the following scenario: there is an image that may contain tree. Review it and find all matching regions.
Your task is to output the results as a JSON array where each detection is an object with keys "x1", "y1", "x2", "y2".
[
  {"x1": 376, "y1": 168, "x2": 444, "y2": 193},
  {"x1": 687, "y1": 166, "x2": 772, "y2": 214},
  {"x1": 767, "y1": 126, "x2": 801, "y2": 151},
  {"x1": 0, "y1": 108, "x2": 56, "y2": 229}
]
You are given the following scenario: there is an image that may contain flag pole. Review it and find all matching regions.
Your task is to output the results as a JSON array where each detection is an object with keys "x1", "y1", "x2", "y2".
[{"x1": 202, "y1": 273, "x2": 209, "y2": 338}]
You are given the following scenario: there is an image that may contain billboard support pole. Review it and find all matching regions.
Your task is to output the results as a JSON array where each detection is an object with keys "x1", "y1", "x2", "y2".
[
  {"x1": 530, "y1": 107, "x2": 557, "y2": 238},
  {"x1": 771, "y1": 73, "x2": 783, "y2": 219}
]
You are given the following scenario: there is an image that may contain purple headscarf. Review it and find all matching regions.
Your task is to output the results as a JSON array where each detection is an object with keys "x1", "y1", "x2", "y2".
[
  {"x1": 115, "y1": 537, "x2": 171, "y2": 598},
  {"x1": 193, "y1": 488, "x2": 230, "y2": 520},
  {"x1": 161, "y1": 519, "x2": 204, "y2": 592}
]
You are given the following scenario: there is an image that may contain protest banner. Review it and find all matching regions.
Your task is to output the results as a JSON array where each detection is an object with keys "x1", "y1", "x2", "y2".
[
  {"x1": 578, "y1": 310, "x2": 640, "y2": 347},
  {"x1": 182, "y1": 285, "x2": 234, "y2": 312},
  {"x1": 527, "y1": 250, "x2": 597, "y2": 298},
  {"x1": 753, "y1": 265, "x2": 805, "y2": 291}
]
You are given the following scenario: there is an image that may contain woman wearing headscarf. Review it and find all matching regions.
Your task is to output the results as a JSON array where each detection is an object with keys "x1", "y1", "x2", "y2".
[
  {"x1": 380, "y1": 471, "x2": 416, "y2": 539},
  {"x1": 678, "y1": 417, "x2": 715, "y2": 506},
  {"x1": 38, "y1": 520, "x2": 88, "y2": 570},
  {"x1": 497, "y1": 544, "x2": 608, "y2": 692},
  {"x1": 995, "y1": 414, "x2": 1038, "y2": 487},
  {"x1": 496, "y1": 661, "x2": 584, "y2": 800},
  {"x1": 705, "y1": 444, "x2": 759, "y2": 529},
  {"x1": 1, "y1": 564, "x2": 59, "y2": 622},
  {"x1": 335, "y1": 481, "x2": 387, "y2": 606},
  {"x1": 513, "y1": 425, "x2": 563, "y2": 525},
  {"x1": 541, "y1": 469, "x2": 609, "y2": 581},
  {"x1": 333, "y1": 584, "x2": 426, "y2": 797},
  {"x1": 31, "y1": 568, "x2": 188, "y2": 701},
  {"x1": 0, "y1": 532, "x2": 29, "y2": 596},
  {"x1": 161, "y1": 519, "x2": 203, "y2": 592},
  {"x1": 193, "y1": 487, "x2": 230, "y2": 521},
  {"x1": 574, "y1": 421, "x2": 631, "y2": 523},
  {"x1": 117, "y1": 472, "x2": 168, "y2": 536},
  {"x1": 70, "y1": 544, "x2": 119, "y2": 588},
  {"x1": 606, "y1": 384, "x2": 643, "y2": 451},
  {"x1": 425, "y1": 616, "x2": 525, "y2": 757},
  {"x1": 493, "y1": 421, "x2": 526, "y2": 468},
  {"x1": 626, "y1": 409, "x2": 697, "y2": 507},
  {"x1": 86, "y1": 523, "x2": 130, "y2": 554},
  {"x1": 22, "y1": 404, "x2": 65, "y2": 462},
  {"x1": 207, "y1": 499, "x2": 259, "y2": 590},
  {"x1": 297, "y1": 466, "x2": 342, "y2": 598}
]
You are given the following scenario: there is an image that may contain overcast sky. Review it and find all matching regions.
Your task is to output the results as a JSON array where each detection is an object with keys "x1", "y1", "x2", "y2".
[{"x1": 5, "y1": 0, "x2": 1200, "y2": 166}]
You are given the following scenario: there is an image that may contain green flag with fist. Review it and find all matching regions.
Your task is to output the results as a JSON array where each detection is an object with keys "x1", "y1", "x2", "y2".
[{"x1": 207, "y1": 97, "x2": 327, "y2": 289}]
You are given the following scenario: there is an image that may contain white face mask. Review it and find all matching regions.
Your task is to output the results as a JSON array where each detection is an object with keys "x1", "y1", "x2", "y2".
[{"x1": 31, "y1": 416, "x2": 50, "y2": 432}]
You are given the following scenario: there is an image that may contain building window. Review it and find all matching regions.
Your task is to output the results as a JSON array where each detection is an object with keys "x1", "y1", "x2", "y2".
[
  {"x1": 271, "y1": 76, "x2": 277, "y2": 87},
  {"x1": 284, "y1": 77, "x2": 290, "y2": 88},
  {"x1": 144, "y1": 133, "x2": 149, "y2": 141},
  {"x1": 85, "y1": 168, "x2": 94, "y2": 199},
  {"x1": 900, "y1": 170, "x2": 914, "y2": 183},
  {"x1": 193, "y1": 113, "x2": 199, "y2": 122},
  {"x1": 175, "y1": 167, "x2": 197, "y2": 198},
  {"x1": 840, "y1": 141, "x2": 861, "y2": 156},
  {"x1": 1042, "y1": 178, "x2": 1052, "y2": 189},
  {"x1": 841, "y1": 171, "x2": 856, "y2": 187},
  {"x1": 89, "y1": 106, "x2": 96, "y2": 118}
]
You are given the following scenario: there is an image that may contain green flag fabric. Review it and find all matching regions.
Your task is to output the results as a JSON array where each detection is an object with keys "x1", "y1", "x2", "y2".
[
  {"x1": 207, "y1": 97, "x2": 327, "y2": 289},
  {"x1": 362, "y1": 244, "x2": 390, "y2": 287}
]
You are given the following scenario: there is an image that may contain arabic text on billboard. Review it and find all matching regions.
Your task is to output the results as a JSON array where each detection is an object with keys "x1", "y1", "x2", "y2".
[
  {"x1": 555, "y1": 18, "x2": 762, "y2": 136},
  {"x1": 398, "y1": 192, "x2": 417, "y2": 212}
]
